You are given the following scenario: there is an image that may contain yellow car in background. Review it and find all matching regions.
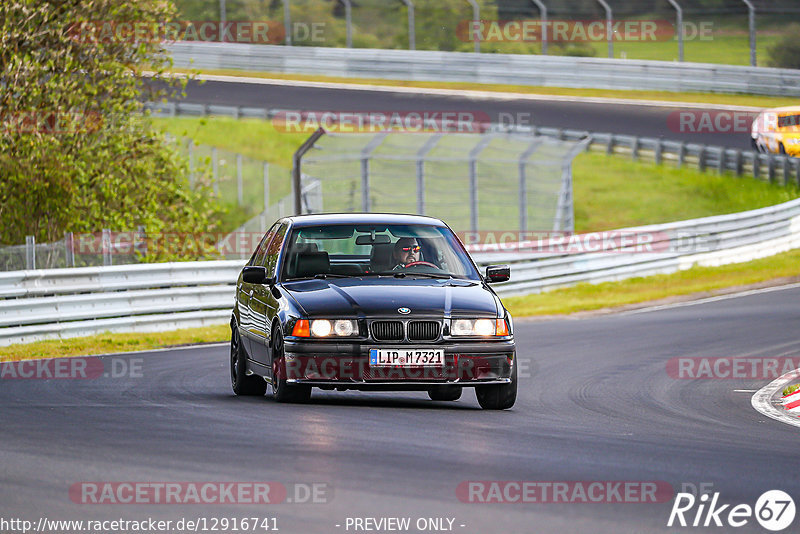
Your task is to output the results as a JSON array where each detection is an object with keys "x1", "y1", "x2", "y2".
[{"x1": 751, "y1": 106, "x2": 800, "y2": 156}]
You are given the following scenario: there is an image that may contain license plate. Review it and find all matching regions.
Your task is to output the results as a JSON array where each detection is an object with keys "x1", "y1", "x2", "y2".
[{"x1": 369, "y1": 348, "x2": 444, "y2": 367}]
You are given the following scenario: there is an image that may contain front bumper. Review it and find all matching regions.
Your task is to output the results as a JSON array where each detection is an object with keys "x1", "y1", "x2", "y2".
[{"x1": 282, "y1": 339, "x2": 515, "y2": 386}]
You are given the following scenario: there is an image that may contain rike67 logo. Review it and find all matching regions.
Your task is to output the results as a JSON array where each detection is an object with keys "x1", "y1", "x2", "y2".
[{"x1": 668, "y1": 490, "x2": 795, "y2": 531}]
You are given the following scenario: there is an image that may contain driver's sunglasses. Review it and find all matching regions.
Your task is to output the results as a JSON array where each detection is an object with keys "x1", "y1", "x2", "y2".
[{"x1": 402, "y1": 245, "x2": 421, "y2": 252}]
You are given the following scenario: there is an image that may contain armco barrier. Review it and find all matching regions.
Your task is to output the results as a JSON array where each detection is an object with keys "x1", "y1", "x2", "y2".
[
  {"x1": 166, "y1": 42, "x2": 800, "y2": 97},
  {"x1": 1, "y1": 198, "x2": 799, "y2": 345}
]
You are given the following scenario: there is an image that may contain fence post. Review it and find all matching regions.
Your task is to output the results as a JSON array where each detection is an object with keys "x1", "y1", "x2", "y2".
[
  {"x1": 654, "y1": 139, "x2": 663, "y2": 165},
  {"x1": 742, "y1": 0, "x2": 757, "y2": 66},
  {"x1": 677, "y1": 142, "x2": 686, "y2": 167},
  {"x1": 606, "y1": 134, "x2": 615, "y2": 155},
  {"x1": 519, "y1": 139, "x2": 543, "y2": 232},
  {"x1": 399, "y1": 0, "x2": 415, "y2": 50},
  {"x1": 466, "y1": 0, "x2": 480, "y2": 53},
  {"x1": 666, "y1": 0, "x2": 684, "y2": 61},
  {"x1": 220, "y1": 0, "x2": 226, "y2": 40},
  {"x1": 717, "y1": 147, "x2": 725, "y2": 174},
  {"x1": 767, "y1": 155, "x2": 776, "y2": 183},
  {"x1": 753, "y1": 153, "x2": 761, "y2": 179},
  {"x1": 795, "y1": 158, "x2": 800, "y2": 188},
  {"x1": 25, "y1": 235, "x2": 35, "y2": 270},
  {"x1": 631, "y1": 137, "x2": 640, "y2": 161},
  {"x1": 469, "y1": 136, "x2": 494, "y2": 232},
  {"x1": 65, "y1": 232, "x2": 75, "y2": 268},
  {"x1": 531, "y1": 0, "x2": 547, "y2": 55},
  {"x1": 340, "y1": 0, "x2": 353, "y2": 48},
  {"x1": 416, "y1": 134, "x2": 443, "y2": 215},
  {"x1": 237, "y1": 153, "x2": 244, "y2": 206},
  {"x1": 596, "y1": 0, "x2": 613, "y2": 59},
  {"x1": 212, "y1": 147, "x2": 219, "y2": 195},
  {"x1": 781, "y1": 156, "x2": 789, "y2": 186},
  {"x1": 698, "y1": 146, "x2": 706, "y2": 172},
  {"x1": 359, "y1": 132, "x2": 389, "y2": 212},
  {"x1": 282, "y1": 0, "x2": 292, "y2": 45},
  {"x1": 734, "y1": 150, "x2": 743, "y2": 176},
  {"x1": 102, "y1": 229, "x2": 112, "y2": 266}
]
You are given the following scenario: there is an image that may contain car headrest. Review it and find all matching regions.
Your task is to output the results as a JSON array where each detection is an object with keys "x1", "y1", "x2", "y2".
[
  {"x1": 370, "y1": 243, "x2": 395, "y2": 272},
  {"x1": 295, "y1": 251, "x2": 330, "y2": 278}
]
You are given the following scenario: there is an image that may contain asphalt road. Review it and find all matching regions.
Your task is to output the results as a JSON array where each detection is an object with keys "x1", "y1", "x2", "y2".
[
  {"x1": 179, "y1": 78, "x2": 755, "y2": 150},
  {"x1": 2, "y1": 286, "x2": 799, "y2": 533}
]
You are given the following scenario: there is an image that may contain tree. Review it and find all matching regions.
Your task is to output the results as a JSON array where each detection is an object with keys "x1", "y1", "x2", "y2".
[{"x1": 0, "y1": 0, "x2": 221, "y2": 261}]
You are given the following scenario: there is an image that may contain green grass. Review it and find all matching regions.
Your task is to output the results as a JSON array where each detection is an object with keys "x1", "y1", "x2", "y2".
[
  {"x1": 0, "y1": 325, "x2": 230, "y2": 362},
  {"x1": 784, "y1": 384, "x2": 800, "y2": 397},
  {"x1": 151, "y1": 116, "x2": 800, "y2": 234},
  {"x1": 504, "y1": 247, "x2": 800, "y2": 317},
  {"x1": 587, "y1": 32, "x2": 783, "y2": 66},
  {"x1": 572, "y1": 152, "x2": 800, "y2": 232},
  {"x1": 173, "y1": 68, "x2": 798, "y2": 109}
]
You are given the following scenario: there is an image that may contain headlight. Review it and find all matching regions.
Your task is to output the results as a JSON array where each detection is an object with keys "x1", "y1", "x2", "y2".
[
  {"x1": 304, "y1": 319, "x2": 358, "y2": 338},
  {"x1": 450, "y1": 318, "x2": 509, "y2": 337}
]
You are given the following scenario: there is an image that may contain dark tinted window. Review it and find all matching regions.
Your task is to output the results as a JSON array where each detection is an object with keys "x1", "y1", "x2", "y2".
[
  {"x1": 263, "y1": 223, "x2": 288, "y2": 276},
  {"x1": 251, "y1": 223, "x2": 279, "y2": 267},
  {"x1": 778, "y1": 114, "x2": 800, "y2": 129}
]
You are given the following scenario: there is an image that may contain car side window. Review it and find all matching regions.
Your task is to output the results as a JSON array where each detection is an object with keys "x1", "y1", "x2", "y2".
[
  {"x1": 251, "y1": 223, "x2": 280, "y2": 267},
  {"x1": 262, "y1": 223, "x2": 288, "y2": 277}
]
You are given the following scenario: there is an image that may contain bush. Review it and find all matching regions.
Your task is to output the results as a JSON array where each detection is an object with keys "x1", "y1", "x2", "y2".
[
  {"x1": 767, "y1": 24, "x2": 800, "y2": 69},
  {"x1": 0, "y1": 0, "x2": 222, "y2": 261}
]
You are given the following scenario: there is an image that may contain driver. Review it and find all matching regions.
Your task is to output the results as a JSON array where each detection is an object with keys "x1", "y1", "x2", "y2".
[{"x1": 392, "y1": 238, "x2": 421, "y2": 269}]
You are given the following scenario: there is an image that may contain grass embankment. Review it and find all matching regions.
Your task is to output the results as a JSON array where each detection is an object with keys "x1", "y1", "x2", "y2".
[
  {"x1": 173, "y1": 68, "x2": 798, "y2": 110},
  {"x1": 0, "y1": 325, "x2": 230, "y2": 362}
]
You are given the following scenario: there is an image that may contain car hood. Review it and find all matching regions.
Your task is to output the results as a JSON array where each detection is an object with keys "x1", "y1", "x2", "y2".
[{"x1": 282, "y1": 278, "x2": 499, "y2": 318}]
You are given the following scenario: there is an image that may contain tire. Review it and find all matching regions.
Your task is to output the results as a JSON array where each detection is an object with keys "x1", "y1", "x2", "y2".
[
  {"x1": 230, "y1": 328, "x2": 267, "y2": 396},
  {"x1": 428, "y1": 385, "x2": 463, "y2": 402},
  {"x1": 779, "y1": 143, "x2": 787, "y2": 155},
  {"x1": 475, "y1": 357, "x2": 517, "y2": 410},
  {"x1": 271, "y1": 326, "x2": 312, "y2": 403}
]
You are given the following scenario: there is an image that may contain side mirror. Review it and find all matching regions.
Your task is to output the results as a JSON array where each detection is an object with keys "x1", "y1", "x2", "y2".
[
  {"x1": 243, "y1": 266, "x2": 268, "y2": 284},
  {"x1": 485, "y1": 265, "x2": 510, "y2": 283}
]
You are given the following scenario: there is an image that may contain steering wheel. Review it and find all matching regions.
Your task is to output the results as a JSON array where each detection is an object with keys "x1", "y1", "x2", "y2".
[{"x1": 403, "y1": 261, "x2": 439, "y2": 269}]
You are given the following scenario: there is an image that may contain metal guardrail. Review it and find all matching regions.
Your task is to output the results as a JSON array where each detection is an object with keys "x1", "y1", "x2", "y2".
[
  {"x1": 1, "y1": 197, "x2": 800, "y2": 345},
  {"x1": 0, "y1": 261, "x2": 243, "y2": 346},
  {"x1": 166, "y1": 42, "x2": 800, "y2": 97}
]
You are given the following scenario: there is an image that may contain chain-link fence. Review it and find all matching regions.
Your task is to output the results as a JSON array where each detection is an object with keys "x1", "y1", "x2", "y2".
[{"x1": 296, "y1": 131, "x2": 588, "y2": 235}]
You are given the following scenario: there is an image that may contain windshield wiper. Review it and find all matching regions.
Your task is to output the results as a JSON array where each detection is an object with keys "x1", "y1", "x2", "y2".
[{"x1": 285, "y1": 274, "x2": 354, "y2": 281}]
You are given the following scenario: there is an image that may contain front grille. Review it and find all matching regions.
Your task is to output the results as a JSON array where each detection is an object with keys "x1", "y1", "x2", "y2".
[
  {"x1": 371, "y1": 320, "x2": 404, "y2": 341},
  {"x1": 408, "y1": 321, "x2": 440, "y2": 341}
]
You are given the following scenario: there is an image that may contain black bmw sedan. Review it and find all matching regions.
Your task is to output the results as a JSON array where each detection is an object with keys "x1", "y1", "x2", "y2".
[{"x1": 230, "y1": 213, "x2": 516, "y2": 409}]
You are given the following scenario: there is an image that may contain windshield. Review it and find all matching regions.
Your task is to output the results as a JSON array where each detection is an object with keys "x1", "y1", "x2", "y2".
[{"x1": 281, "y1": 223, "x2": 480, "y2": 281}]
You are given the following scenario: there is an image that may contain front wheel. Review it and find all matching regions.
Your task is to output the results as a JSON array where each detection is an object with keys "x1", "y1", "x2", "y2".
[
  {"x1": 230, "y1": 328, "x2": 267, "y2": 396},
  {"x1": 475, "y1": 357, "x2": 517, "y2": 410},
  {"x1": 271, "y1": 326, "x2": 312, "y2": 403}
]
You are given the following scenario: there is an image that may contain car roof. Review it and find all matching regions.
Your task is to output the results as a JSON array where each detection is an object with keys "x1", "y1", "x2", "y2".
[{"x1": 284, "y1": 213, "x2": 448, "y2": 228}]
